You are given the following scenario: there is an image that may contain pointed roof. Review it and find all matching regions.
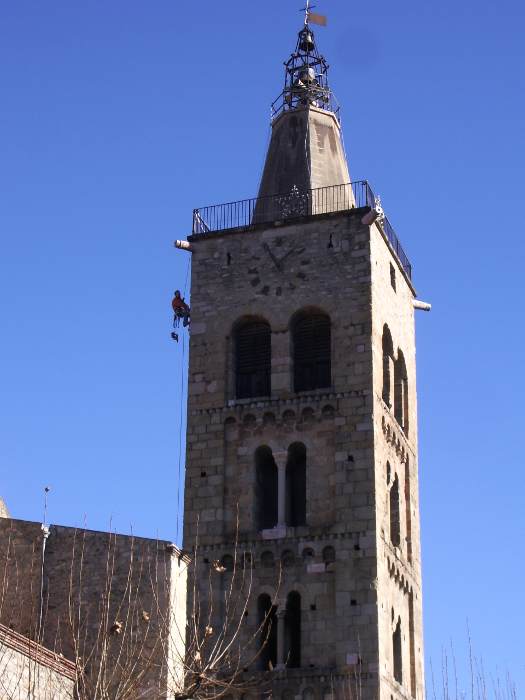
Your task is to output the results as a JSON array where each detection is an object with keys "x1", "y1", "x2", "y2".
[{"x1": 256, "y1": 21, "x2": 351, "y2": 201}]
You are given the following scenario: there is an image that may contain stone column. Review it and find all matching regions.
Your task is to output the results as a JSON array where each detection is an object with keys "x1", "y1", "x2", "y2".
[
  {"x1": 275, "y1": 607, "x2": 287, "y2": 670},
  {"x1": 387, "y1": 355, "x2": 395, "y2": 407},
  {"x1": 274, "y1": 450, "x2": 288, "y2": 528}
]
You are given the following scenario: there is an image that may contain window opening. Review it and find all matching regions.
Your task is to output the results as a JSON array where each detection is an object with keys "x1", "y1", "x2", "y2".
[
  {"x1": 235, "y1": 320, "x2": 271, "y2": 399},
  {"x1": 284, "y1": 591, "x2": 301, "y2": 668},
  {"x1": 293, "y1": 312, "x2": 331, "y2": 392},
  {"x1": 409, "y1": 592, "x2": 416, "y2": 697},
  {"x1": 394, "y1": 351, "x2": 409, "y2": 435},
  {"x1": 390, "y1": 262, "x2": 397, "y2": 291},
  {"x1": 382, "y1": 325, "x2": 394, "y2": 407},
  {"x1": 322, "y1": 546, "x2": 335, "y2": 564},
  {"x1": 255, "y1": 446, "x2": 278, "y2": 530},
  {"x1": 390, "y1": 475, "x2": 401, "y2": 547},
  {"x1": 258, "y1": 594, "x2": 277, "y2": 671},
  {"x1": 393, "y1": 617, "x2": 403, "y2": 683},
  {"x1": 405, "y1": 459, "x2": 413, "y2": 563}
]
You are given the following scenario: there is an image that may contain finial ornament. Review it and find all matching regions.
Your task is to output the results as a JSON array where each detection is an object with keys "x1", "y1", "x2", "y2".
[{"x1": 374, "y1": 196, "x2": 385, "y2": 224}]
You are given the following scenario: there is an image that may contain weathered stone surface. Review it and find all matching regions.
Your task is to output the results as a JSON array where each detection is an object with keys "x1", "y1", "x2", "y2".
[
  {"x1": 256, "y1": 107, "x2": 351, "y2": 200},
  {"x1": 0, "y1": 519, "x2": 188, "y2": 699},
  {"x1": 183, "y1": 204, "x2": 425, "y2": 700}
]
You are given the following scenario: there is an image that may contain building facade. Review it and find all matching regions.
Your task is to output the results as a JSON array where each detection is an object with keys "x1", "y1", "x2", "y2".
[
  {"x1": 0, "y1": 623, "x2": 76, "y2": 700},
  {"x1": 183, "y1": 20, "x2": 425, "y2": 700},
  {"x1": 0, "y1": 518, "x2": 188, "y2": 699}
]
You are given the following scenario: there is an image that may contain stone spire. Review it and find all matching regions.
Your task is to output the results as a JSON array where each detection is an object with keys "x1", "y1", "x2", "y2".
[{"x1": 256, "y1": 21, "x2": 350, "y2": 200}]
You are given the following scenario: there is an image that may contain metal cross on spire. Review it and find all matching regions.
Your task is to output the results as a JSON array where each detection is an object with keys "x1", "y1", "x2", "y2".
[
  {"x1": 301, "y1": 0, "x2": 314, "y2": 25},
  {"x1": 300, "y1": 0, "x2": 327, "y2": 27}
]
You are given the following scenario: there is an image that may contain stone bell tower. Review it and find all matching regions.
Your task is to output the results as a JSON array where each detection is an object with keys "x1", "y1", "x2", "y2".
[{"x1": 182, "y1": 16, "x2": 425, "y2": 700}]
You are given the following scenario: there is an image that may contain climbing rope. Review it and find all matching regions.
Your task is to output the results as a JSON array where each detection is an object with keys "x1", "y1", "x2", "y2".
[
  {"x1": 175, "y1": 254, "x2": 191, "y2": 545},
  {"x1": 175, "y1": 331, "x2": 186, "y2": 545}
]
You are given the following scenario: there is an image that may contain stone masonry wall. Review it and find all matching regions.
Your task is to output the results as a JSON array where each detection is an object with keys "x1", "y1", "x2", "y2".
[
  {"x1": 184, "y1": 210, "x2": 385, "y2": 698},
  {"x1": 183, "y1": 206, "x2": 425, "y2": 700},
  {"x1": 370, "y1": 221, "x2": 425, "y2": 700},
  {"x1": 0, "y1": 518, "x2": 188, "y2": 699}
]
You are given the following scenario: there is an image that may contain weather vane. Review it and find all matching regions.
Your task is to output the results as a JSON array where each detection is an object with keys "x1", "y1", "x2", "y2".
[{"x1": 300, "y1": 0, "x2": 327, "y2": 26}]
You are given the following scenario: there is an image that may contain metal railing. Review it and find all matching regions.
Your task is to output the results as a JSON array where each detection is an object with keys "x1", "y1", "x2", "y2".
[
  {"x1": 381, "y1": 216, "x2": 412, "y2": 279},
  {"x1": 192, "y1": 180, "x2": 412, "y2": 279},
  {"x1": 271, "y1": 89, "x2": 341, "y2": 123}
]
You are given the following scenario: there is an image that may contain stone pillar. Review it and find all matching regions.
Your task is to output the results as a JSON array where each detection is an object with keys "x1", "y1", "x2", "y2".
[
  {"x1": 274, "y1": 451, "x2": 287, "y2": 528},
  {"x1": 275, "y1": 607, "x2": 286, "y2": 670},
  {"x1": 387, "y1": 356, "x2": 395, "y2": 407}
]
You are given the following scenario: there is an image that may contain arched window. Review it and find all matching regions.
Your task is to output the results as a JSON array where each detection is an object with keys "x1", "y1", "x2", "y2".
[
  {"x1": 255, "y1": 447, "x2": 278, "y2": 531},
  {"x1": 393, "y1": 617, "x2": 403, "y2": 683},
  {"x1": 390, "y1": 475, "x2": 401, "y2": 548},
  {"x1": 292, "y1": 311, "x2": 331, "y2": 392},
  {"x1": 285, "y1": 443, "x2": 306, "y2": 527},
  {"x1": 394, "y1": 350, "x2": 409, "y2": 434},
  {"x1": 284, "y1": 591, "x2": 301, "y2": 668},
  {"x1": 404, "y1": 460, "x2": 413, "y2": 564},
  {"x1": 382, "y1": 325, "x2": 394, "y2": 406},
  {"x1": 409, "y1": 592, "x2": 416, "y2": 698},
  {"x1": 258, "y1": 594, "x2": 277, "y2": 671},
  {"x1": 322, "y1": 546, "x2": 335, "y2": 564},
  {"x1": 235, "y1": 319, "x2": 271, "y2": 399}
]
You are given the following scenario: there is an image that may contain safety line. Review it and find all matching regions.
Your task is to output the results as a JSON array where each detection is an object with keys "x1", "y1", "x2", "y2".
[{"x1": 175, "y1": 255, "x2": 191, "y2": 546}]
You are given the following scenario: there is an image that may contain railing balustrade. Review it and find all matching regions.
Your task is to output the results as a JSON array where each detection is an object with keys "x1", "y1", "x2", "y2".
[{"x1": 191, "y1": 181, "x2": 412, "y2": 279}]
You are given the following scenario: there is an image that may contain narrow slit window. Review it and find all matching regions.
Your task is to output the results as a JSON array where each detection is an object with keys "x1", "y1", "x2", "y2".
[
  {"x1": 394, "y1": 350, "x2": 409, "y2": 435},
  {"x1": 393, "y1": 617, "x2": 403, "y2": 683},
  {"x1": 255, "y1": 446, "x2": 278, "y2": 531},
  {"x1": 258, "y1": 594, "x2": 277, "y2": 671},
  {"x1": 382, "y1": 325, "x2": 394, "y2": 407},
  {"x1": 284, "y1": 591, "x2": 301, "y2": 668},
  {"x1": 390, "y1": 474, "x2": 401, "y2": 548},
  {"x1": 390, "y1": 262, "x2": 397, "y2": 291}
]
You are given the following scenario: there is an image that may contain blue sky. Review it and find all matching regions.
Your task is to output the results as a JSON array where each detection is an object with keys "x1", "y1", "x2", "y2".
[{"x1": 1, "y1": 0, "x2": 524, "y2": 693}]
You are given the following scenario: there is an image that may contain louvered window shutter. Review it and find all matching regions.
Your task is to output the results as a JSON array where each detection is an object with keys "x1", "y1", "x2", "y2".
[
  {"x1": 293, "y1": 314, "x2": 331, "y2": 392},
  {"x1": 235, "y1": 322, "x2": 271, "y2": 399}
]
